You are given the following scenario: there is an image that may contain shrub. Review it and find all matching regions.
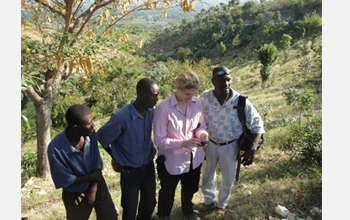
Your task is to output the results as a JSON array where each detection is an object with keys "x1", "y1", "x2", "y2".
[
  {"x1": 285, "y1": 116, "x2": 322, "y2": 169},
  {"x1": 299, "y1": 11, "x2": 322, "y2": 33},
  {"x1": 258, "y1": 43, "x2": 279, "y2": 67},
  {"x1": 242, "y1": 1, "x2": 258, "y2": 14},
  {"x1": 254, "y1": 102, "x2": 273, "y2": 128},
  {"x1": 177, "y1": 47, "x2": 192, "y2": 61},
  {"x1": 21, "y1": 151, "x2": 37, "y2": 182},
  {"x1": 220, "y1": 42, "x2": 227, "y2": 54},
  {"x1": 21, "y1": 99, "x2": 37, "y2": 143},
  {"x1": 258, "y1": 43, "x2": 279, "y2": 88}
]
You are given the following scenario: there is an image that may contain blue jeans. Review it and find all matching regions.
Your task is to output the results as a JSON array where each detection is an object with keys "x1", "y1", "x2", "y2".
[{"x1": 120, "y1": 162, "x2": 156, "y2": 220}]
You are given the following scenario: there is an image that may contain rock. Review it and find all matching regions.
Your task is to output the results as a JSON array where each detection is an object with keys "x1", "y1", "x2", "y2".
[
  {"x1": 268, "y1": 216, "x2": 280, "y2": 220},
  {"x1": 300, "y1": 179, "x2": 307, "y2": 184},
  {"x1": 243, "y1": 189, "x2": 252, "y2": 197},
  {"x1": 286, "y1": 213, "x2": 297, "y2": 220},
  {"x1": 115, "y1": 206, "x2": 119, "y2": 215},
  {"x1": 275, "y1": 205, "x2": 290, "y2": 218},
  {"x1": 38, "y1": 189, "x2": 46, "y2": 195},
  {"x1": 25, "y1": 177, "x2": 34, "y2": 186},
  {"x1": 32, "y1": 185, "x2": 41, "y2": 189},
  {"x1": 310, "y1": 207, "x2": 321, "y2": 216}
]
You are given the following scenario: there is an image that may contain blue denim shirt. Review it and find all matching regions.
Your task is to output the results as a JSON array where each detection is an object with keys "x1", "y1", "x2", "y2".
[
  {"x1": 47, "y1": 129, "x2": 103, "y2": 192},
  {"x1": 97, "y1": 100, "x2": 156, "y2": 168}
]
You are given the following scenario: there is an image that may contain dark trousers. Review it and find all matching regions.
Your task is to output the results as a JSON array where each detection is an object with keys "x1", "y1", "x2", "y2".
[
  {"x1": 156, "y1": 162, "x2": 201, "y2": 217},
  {"x1": 62, "y1": 177, "x2": 117, "y2": 220},
  {"x1": 120, "y1": 162, "x2": 157, "y2": 220}
]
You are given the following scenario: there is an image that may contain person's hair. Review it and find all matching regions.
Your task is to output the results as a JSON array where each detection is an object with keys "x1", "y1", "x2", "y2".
[
  {"x1": 65, "y1": 104, "x2": 92, "y2": 127},
  {"x1": 175, "y1": 70, "x2": 200, "y2": 90},
  {"x1": 212, "y1": 66, "x2": 231, "y2": 77},
  {"x1": 136, "y1": 78, "x2": 157, "y2": 95}
]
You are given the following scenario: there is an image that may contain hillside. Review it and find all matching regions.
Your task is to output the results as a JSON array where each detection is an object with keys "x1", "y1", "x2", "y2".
[
  {"x1": 21, "y1": 0, "x2": 322, "y2": 219},
  {"x1": 141, "y1": 0, "x2": 321, "y2": 65}
]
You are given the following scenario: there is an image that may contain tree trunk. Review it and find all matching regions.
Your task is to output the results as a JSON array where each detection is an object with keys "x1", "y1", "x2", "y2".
[
  {"x1": 34, "y1": 99, "x2": 53, "y2": 178},
  {"x1": 26, "y1": 69, "x2": 63, "y2": 178}
]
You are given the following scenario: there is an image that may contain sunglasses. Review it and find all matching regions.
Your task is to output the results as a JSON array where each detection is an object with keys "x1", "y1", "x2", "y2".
[{"x1": 215, "y1": 70, "x2": 230, "y2": 75}]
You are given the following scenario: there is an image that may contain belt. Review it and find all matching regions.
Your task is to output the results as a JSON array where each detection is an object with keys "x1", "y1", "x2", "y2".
[
  {"x1": 122, "y1": 161, "x2": 153, "y2": 170},
  {"x1": 209, "y1": 138, "x2": 236, "y2": 146}
]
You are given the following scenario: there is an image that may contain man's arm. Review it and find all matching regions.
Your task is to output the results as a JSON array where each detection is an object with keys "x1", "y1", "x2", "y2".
[
  {"x1": 102, "y1": 145, "x2": 122, "y2": 172},
  {"x1": 73, "y1": 169, "x2": 102, "y2": 207},
  {"x1": 84, "y1": 181, "x2": 99, "y2": 207},
  {"x1": 240, "y1": 133, "x2": 262, "y2": 166},
  {"x1": 75, "y1": 180, "x2": 99, "y2": 207},
  {"x1": 74, "y1": 169, "x2": 102, "y2": 184},
  {"x1": 104, "y1": 146, "x2": 113, "y2": 158}
]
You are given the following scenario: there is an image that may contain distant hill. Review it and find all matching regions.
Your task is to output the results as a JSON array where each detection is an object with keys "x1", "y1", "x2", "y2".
[{"x1": 141, "y1": 0, "x2": 322, "y2": 65}]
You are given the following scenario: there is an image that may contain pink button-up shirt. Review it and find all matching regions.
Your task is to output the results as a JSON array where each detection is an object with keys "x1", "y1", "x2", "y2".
[{"x1": 153, "y1": 92, "x2": 208, "y2": 175}]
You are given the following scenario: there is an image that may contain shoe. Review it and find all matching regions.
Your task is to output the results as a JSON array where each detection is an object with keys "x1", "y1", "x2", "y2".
[
  {"x1": 152, "y1": 214, "x2": 169, "y2": 220},
  {"x1": 198, "y1": 202, "x2": 215, "y2": 212},
  {"x1": 184, "y1": 212, "x2": 201, "y2": 220},
  {"x1": 215, "y1": 207, "x2": 226, "y2": 215}
]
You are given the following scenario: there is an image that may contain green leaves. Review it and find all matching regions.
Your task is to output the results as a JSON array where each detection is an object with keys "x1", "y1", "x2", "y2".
[
  {"x1": 299, "y1": 11, "x2": 322, "y2": 33},
  {"x1": 258, "y1": 43, "x2": 278, "y2": 88},
  {"x1": 258, "y1": 43, "x2": 279, "y2": 66}
]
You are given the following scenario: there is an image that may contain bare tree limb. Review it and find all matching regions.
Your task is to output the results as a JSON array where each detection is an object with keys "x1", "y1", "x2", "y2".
[
  {"x1": 72, "y1": 0, "x2": 84, "y2": 16},
  {"x1": 101, "y1": 5, "x2": 145, "y2": 36},
  {"x1": 26, "y1": 85, "x2": 44, "y2": 105},
  {"x1": 75, "y1": 0, "x2": 115, "y2": 37},
  {"x1": 33, "y1": 0, "x2": 66, "y2": 18},
  {"x1": 64, "y1": 0, "x2": 74, "y2": 32}
]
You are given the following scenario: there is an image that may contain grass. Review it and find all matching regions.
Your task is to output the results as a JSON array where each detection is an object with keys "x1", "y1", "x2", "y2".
[
  {"x1": 21, "y1": 55, "x2": 322, "y2": 220},
  {"x1": 20, "y1": 41, "x2": 322, "y2": 219},
  {"x1": 21, "y1": 128, "x2": 322, "y2": 219}
]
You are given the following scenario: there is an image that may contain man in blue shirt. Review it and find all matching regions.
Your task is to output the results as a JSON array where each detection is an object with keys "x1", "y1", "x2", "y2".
[
  {"x1": 47, "y1": 104, "x2": 118, "y2": 220},
  {"x1": 97, "y1": 78, "x2": 159, "y2": 220}
]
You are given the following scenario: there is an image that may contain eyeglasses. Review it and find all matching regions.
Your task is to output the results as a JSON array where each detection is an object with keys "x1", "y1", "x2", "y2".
[{"x1": 215, "y1": 70, "x2": 230, "y2": 75}]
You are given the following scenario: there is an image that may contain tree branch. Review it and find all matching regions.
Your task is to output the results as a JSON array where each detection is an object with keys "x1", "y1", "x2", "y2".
[
  {"x1": 64, "y1": 0, "x2": 74, "y2": 32},
  {"x1": 75, "y1": 0, "x2": 115, "y2": 38},
  {"x1": 33, "y1": 0, "x2": 66, "y2": 18},
  {"x1": 26, "y1": 85, "x2": 44, "y2": 105},
  {"x1": 72, "y1": 0, "x2": 84, "y2": 22},
  {"x1": 101, "y1": 5, "x2": 145, "y2": 36}
]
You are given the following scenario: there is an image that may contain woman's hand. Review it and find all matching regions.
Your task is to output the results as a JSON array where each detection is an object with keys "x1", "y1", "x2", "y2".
[{"x1": 199, "y1": 133, "x2": 209, "y2": 147}]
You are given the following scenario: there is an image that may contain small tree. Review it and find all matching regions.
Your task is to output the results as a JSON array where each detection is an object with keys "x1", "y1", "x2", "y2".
[
  {"x1": 299, "y1": 11, "x2": 322, "y2": 34},
  {"x1": 235, "y1": 18, "x2": 244, "y2": 34},
  {"x1": 228, "y1": 0, "x2": 240, "y2": 8},
  {"x1": 283, "y1": 56, "x2": 315, "y2": 124},
  {"x1": 274, "y1": 11, "x2": 281, "y2": 22},
  {"x1": 232, "y1": 34, "x2": 241, "y2": 47},
  {"x1": 220, "y1": 42, "x2": 226, "y2": 55},
  {"x1": 257, "y1": 43, "x2": 278, "y2": 88},
  {"x1": 279, "y1": 34, "x2": 293, "y2": 63},
  {"x1": 177, "y1": 47, "x2": 192, "y2": 61}
]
